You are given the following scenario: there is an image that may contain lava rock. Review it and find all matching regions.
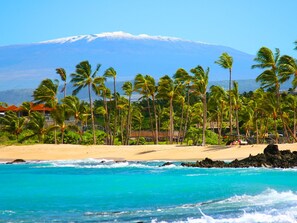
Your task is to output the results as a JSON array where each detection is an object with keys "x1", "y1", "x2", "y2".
[
  {"x1": 181, "y1": 144, "x2": 297, "y2": 168},
  {"x1": 160, "y1": 162, "x2": 173, "y2": 167},
  {"x1": 6, "y1": 159, "x2": 26, "y2": 164}
]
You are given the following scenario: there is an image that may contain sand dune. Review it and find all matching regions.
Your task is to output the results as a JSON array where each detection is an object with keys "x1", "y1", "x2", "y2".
[{"x1": 1, "y1": 143, "x2": 297, "y2": 162}]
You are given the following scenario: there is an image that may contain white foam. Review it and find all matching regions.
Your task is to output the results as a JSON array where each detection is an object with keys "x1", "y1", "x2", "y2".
[
  {"x1": 35, "y1": 159, "x2": 184, "y2": 170},
  {"x1": 217, "y1": 189, "x2": 297, "y2": 207}
]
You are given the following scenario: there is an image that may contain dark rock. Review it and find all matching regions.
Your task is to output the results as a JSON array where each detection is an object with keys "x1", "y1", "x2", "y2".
[
  {"x1": 264, "y1": 144, "x2": 280, "y2": 156},
  {"x1": 160, "y1": 162, "x2": 173, "y2": 167},
  {"x1": 181, "y1": 144, "x2": 297, "y2": 168},
  {"x1": 6, "y1": 159, "x2": 26, "y2": 164}
]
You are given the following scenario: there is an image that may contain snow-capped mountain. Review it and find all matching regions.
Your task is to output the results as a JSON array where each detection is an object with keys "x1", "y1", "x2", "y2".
[{"x1": 0, "y1": 31, "x2": 258, "y2": 91}]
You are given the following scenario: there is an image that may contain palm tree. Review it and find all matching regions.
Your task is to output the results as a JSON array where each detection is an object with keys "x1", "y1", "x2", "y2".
[
  {"x1": 252, "y1": 47, "x2": 291, "y2": 142},
  {"x1": 278, "y1": 55, "x2": 297, "y2": 89},
  {"x1": 209, "y1": 85, "x2": 228, "y2": 144},
  {"x1": 122, "y1": 81, "x2": 133, "y2": 145},
  {"x1": 157, "y1": 75, "x2": 182, "y2": 144},
  {"x1": 33, "y1": 79, "x2": 59, "y2": 108},
  {"x1": 134, "y1": 74, "x2": 158, "y2": 144},
  {"x1": 190, "y1": 65, "x2": 209, "y2": 146},
  {"x1": 232, "y1": 81, "x2": 241, "y2": 136},
  {"x1": 33, "y1": 78, "x2": 59, "y2": 144},
  {"x1": 70, "y1": 61, "x2": 101, "y2": 144},
  {"x1": 0, "y1": 111, "x2": 27, "y2": 142},
  {"x1": 56, "y1": 68, "x2": 67, "y2": 98},
  {"x1": 21, "y1": 101, "x2": 33, "y2": 117},
  {"x1": 95, "y1": 76, "x2": 111, "y2": 144},
  {"x1": 26, "y1": 111, "x2": 47, "y2": 143},
  {"x1": 173, "y1": 68, "x2": 192, "y2": 143},
  {"x1": 62, "y1": 95, "x2": 89, "y2": 142},
  {"x1": 282, "y1": 94, "x2": 297, "y2": 142},
  {"x1": 131, "y1": 104, "x2": 144, "y2": 145},
  {"x1": 215, "y1": 52, "x2": 233, "y2": 134},
  {"x1": 48, "y1": 104, "x2": 70, "y2": 144},
  {"x1": 104, "y1": 67, "x2": 118, "y2": 144}
]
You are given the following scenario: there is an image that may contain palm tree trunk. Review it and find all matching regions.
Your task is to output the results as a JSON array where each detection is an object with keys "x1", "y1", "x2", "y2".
[
  {"x1": 137, "y1": 121, "x2": 142, "y2": 145},
  {"x1": 88, "y1": 84, "x2": 96, "y2": 145},
  {"x1": 229, "y1": 68, "x2": 233, "y2": 135},
  {"x1": 146, "y1": 97, "x2": 155, "y2": 141},
  {"x1": 54, "y1": 121, "x2": 57, "y2": 144},
  {"x1": 217, "y1": 112, "x2": 221, "y2": 144},
  {"x1": 293, "y1": 108, "x2": 296, "y2": 141},
  {"x1": 274, "y1": 118, "x2": 278, "y2": 144},
  {"x1": 61, "y1": 129, "x2": 64, "y2": 144},
  {"x1": 125, "y1": 95, "x2": 131, "y2": 145},
  {"x1": 103, "y1": 93, "x2": 110, "y2": 145},
  {"x1": 178, "y1": 101, "x2": 184, "y2": 144},
  {"x1": 152, "y1": 94, "x2": 158, "y2": 144},
  {"x1": 64, "y1": 82, "x2": 66, "y2": 98},
  {"x1": 255, "y1": 115, "x2": 259, "y2": 144},
  {"x1": 236, "y1": 108, "x2": 240, "y2": 136},
  {"x1": 202, "y1": 95, "x2": 207, "y2": 146},
  {"x1": 183, "y1": 87, "x2": 190, "y2": 144},
  {"x1": 169, "y1": 97, "x2": 173, "y2": 144},
  {"x1": 112, "y1": 77, "x2": 117, "y2": 145}
]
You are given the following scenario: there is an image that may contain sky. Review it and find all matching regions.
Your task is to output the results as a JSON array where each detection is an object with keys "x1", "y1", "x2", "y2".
[{"x1": 0, "y1": 0, "x2": 296, "y2": 55}]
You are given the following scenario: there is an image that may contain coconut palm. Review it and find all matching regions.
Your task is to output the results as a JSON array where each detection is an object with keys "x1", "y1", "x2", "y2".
[
  {"x1": 190, "y1": 65, "x2": 209, "y2": 146},
  {"x1": 252, "y1": 47, "x2": 291, "y2": 141},
  {"x1": 49, "y1": 104, "x2": 72, "y2": 144},
  {"x1": 21, "y1": 101, "x2": 33, "y2": 117},
  {"x1": 278, "y1": 55, "x2": 297, "y2": 89},
  {"x1": 131, "y1": 104, "x2": 144, "y2": 145},
  {"x1": 209, "y1": 85, "x2": 228, "y2": 144},
  {"x1": 215, "y1": 52, "x2": 233, "y2": 134},
  {"x1": 70, "y1": 61, "x2": 101, "y2": 144},
  {"x1": 95, "y1": 76, "x2": 111, "y2": 144},
  {"x1": 122, "y1": 81, "x2": 133, "y2": 145},
  {"x1": 157, "y1": 75, "x2": 182, "y2": 144},
  {"x1": 62, "y1": 95, "x2": 89, "y2": 142},
  {"x1": 173, "y1": 68, "x2": 193, "y2": 142},
  {"x1": 33, "y1": 79, "x2": 59, "y2": 108},
  {"x1": 0, "y1": 111, "x2": 27, "y2": 141},
  {"x1": 281, "y1": 94, "x2": 297, "y2": 143},
  {"x1": 104, "y1": 67, "x2": 118, "y2": 144},
  {"x1": 26, "y1": 111, "x2": 47, "y2": 143},
  {"x1": 56, "y1": 68, "x2": 67, "y2": 98},
  {"x1": 134, "y1": 74, "x2": 158, "y2": 144},
  {"x1": 33, "y1": 78, "x2": 59, "y2": 144}
]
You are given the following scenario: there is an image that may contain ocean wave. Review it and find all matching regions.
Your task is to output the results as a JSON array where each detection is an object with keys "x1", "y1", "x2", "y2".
[
  {"x1": 81, "y1": 190, "x2": 297, "y2": 223},
  {"x1": 35, "y1": 159, "x2": 183, "y2": 169}
]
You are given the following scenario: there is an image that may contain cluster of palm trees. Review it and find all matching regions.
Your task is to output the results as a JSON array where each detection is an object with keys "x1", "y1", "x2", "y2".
[{"x1": 1, "y1": 42, "x2": 297, "y2": 145}]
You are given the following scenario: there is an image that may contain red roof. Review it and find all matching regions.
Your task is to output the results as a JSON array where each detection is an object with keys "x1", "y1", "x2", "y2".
[{"x1": 0, "y1": 103, "x2": 52, "y2": 112}]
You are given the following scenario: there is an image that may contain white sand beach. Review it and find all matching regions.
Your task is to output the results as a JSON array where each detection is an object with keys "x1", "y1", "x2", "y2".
[{"x1": 1, "y1": 143, "x2": 297, "y2": 162}]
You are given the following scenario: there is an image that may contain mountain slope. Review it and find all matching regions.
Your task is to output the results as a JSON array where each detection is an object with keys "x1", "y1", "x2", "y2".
[{"x1": 0, "y1": 31, "x2": 258, "y2": 90}]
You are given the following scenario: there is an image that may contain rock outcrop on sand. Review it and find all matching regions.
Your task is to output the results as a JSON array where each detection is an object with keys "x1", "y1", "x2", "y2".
[
  {"x1": 181, "y1": 144, "x2": 297, "y2": 168},
  {"x1": 6, "y1": 159, "x2": 26, "y2": 164}
]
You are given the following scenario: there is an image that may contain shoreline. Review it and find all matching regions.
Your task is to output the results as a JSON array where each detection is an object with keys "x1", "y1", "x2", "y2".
[{"x1": 1, "y1": 143, "x2": 297, "y2": 162}]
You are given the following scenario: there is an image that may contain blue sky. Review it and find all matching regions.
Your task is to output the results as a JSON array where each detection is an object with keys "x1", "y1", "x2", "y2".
[{"x1": 1, "y1": 0, "x2": 296, "y2": 55}]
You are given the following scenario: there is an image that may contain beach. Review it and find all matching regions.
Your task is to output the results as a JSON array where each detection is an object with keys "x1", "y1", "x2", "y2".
[{"x1": 1, "y1": 143, "x2": 297, "y2": 162}]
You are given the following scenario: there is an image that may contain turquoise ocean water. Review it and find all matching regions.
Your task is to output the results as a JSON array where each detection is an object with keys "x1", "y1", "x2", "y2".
[{"x1": 0, "y1": 159, "x2": 297, "y2": 222}]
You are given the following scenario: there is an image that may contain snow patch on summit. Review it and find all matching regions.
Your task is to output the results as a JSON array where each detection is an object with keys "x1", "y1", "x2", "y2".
[{"x1": 39, "y1": 31, "x2": 203, "y2": 44}]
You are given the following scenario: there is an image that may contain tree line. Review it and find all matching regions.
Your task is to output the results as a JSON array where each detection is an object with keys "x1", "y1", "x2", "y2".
[{"x1": 1, "y1": 43, "x2": 297, "y2": 145}]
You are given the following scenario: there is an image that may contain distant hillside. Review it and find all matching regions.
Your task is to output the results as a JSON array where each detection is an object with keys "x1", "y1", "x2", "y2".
[
  {"x1": 1, "y1": 79, "x2": 293, "y2": 105},
  {"x1": 0, "y1": 31, "x2": 258, "y2": 91}
]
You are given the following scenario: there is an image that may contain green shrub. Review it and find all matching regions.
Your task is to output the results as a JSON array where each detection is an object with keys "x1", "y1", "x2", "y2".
[
  {"x1": 185, "y1": 127, "x2": 218, "y2": 145},
  {"x1": 63, "y1": 131, "x2": 81, "y2": 144}
]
